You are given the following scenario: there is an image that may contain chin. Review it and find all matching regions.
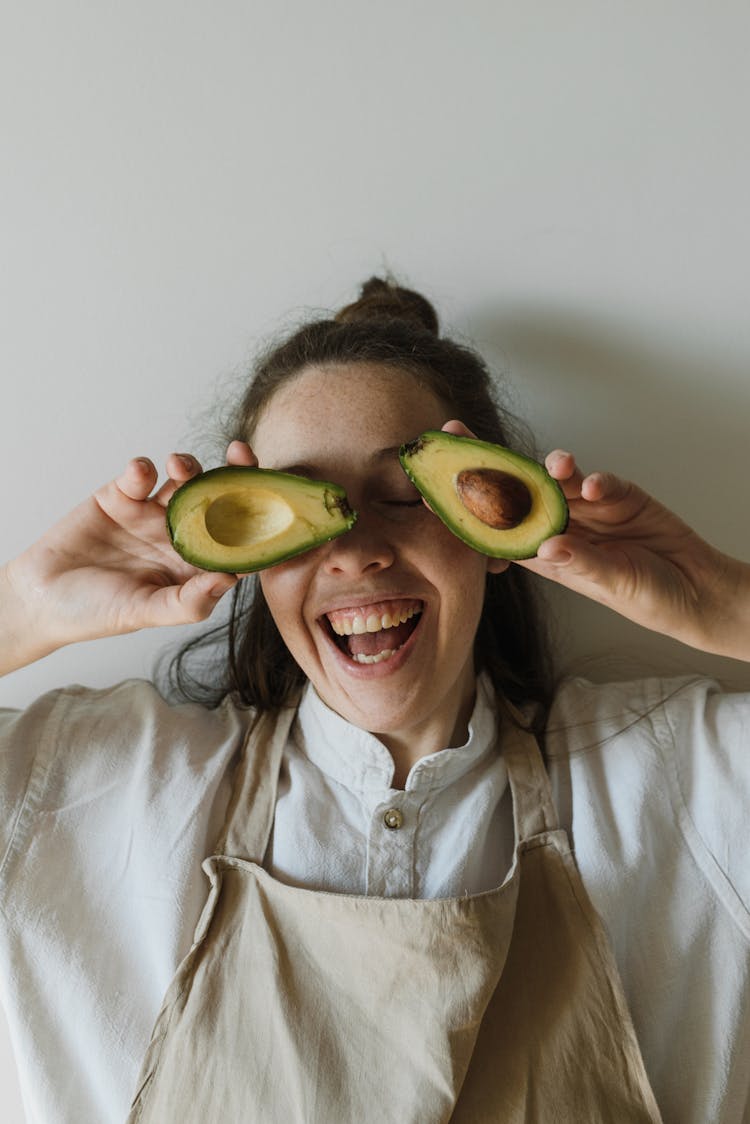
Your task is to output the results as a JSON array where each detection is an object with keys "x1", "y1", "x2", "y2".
[
  {"x1": 320, "y1": 674, "x2": 467, "y2": 744},
  {"x1": 322, "y1": 684, "x2": 416, "y2": 732}
]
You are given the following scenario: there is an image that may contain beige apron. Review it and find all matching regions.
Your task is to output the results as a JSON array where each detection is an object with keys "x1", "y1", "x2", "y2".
[{"x1": 126, "y1": 705, "x2": 663, "y2": 1123}]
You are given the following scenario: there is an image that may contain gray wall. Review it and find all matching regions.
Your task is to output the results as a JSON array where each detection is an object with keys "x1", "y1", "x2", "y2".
[{"x1": 2, "y1": 2, "x2": 749, "y2": 1116}]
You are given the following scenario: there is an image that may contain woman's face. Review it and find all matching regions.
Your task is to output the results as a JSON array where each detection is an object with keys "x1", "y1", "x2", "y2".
[{"x1": 251, "y1": 363, "x2": 499, "y2": 750}]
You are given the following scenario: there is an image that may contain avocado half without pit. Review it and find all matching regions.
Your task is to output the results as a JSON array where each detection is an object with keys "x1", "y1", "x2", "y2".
[
  {"x1": 399, "y1": 431, "x2": 568, "y2": 559},
  {"x1": 167, "y1": 466, "x2": 357, "y2": 572}
]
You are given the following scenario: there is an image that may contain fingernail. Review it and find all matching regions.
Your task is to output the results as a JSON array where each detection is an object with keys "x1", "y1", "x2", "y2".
[
  {"x1": 550, "y1": 549, "x2": 572, "y2": 564},
  {"x1": 178, "y1": 455, "x2": 193, "y2": 469}
]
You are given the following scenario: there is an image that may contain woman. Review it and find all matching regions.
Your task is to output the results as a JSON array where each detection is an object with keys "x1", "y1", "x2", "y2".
[{"x1": 1, "y1": 278, "x2": 748, "y2": 1123}]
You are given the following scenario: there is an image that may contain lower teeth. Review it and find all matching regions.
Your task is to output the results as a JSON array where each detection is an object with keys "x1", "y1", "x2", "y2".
[{"x1": 352, "y1": 648, "x2": 396, "y2": 665}]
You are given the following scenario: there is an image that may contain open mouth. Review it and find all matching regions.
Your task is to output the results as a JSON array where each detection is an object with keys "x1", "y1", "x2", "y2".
[{"x1": 321, "y1": 599, "x2": 424, "y2": 665}]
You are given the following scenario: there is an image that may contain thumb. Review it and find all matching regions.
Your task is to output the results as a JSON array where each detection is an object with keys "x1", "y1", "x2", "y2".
[
  {"x1": 144, "y1": 572, "x2": 239, "y2": 628},
  {"x1": 517, "y1": 534, "x2": 631, "y2": 608}
]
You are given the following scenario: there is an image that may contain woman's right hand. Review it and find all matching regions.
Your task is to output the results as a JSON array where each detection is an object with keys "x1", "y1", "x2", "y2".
[{"x1": 0, "y1": 440, "x2": 258, "y2": 675}]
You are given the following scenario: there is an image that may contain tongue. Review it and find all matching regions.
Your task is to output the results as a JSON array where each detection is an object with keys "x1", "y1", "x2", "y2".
[{"x1": 347, "y1": 617, "x2": 418, "y2": 657}]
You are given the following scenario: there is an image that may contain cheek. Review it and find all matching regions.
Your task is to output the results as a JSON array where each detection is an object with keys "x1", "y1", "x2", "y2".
[
  {"x1": 415, "y1": 524, "x2": 489, "y2": 617},
  {"x1": 258, "y1": 542, "x2": 340, "y2": 675},
  {"x1": 430, "y1": 520, "x2": 488, "y2": 574},
  {"x1": 258, "y1": 564, "x2": 309, "y2": 647}
]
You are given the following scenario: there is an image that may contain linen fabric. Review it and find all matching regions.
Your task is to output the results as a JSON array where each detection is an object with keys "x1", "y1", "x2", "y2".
[
  {"x1": 126, "y1": 705, "x2": 662, "y2": 1123},
  {"x1": 268, "y1": 675, "x2": 515, "y2": 898},
  {"x1": 0, "y1": 675, "x2": 747, "y2": 1121}
]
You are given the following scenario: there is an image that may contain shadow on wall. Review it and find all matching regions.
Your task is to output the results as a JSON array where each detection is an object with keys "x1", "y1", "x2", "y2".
[{"x1": 469, "y1": 307, "x2": 750, "y2": 691}]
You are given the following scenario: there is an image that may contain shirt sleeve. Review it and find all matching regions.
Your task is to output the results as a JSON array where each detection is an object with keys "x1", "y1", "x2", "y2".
[
  {"x1": 656, "y1": 677, "x2": 750, "y2": 921},
  {"x1": 0, "y1": 679, "x2": 255, "y2": 909},
  {"x1": 547, "y1": 674, "x2": 750, "y2": 932}
]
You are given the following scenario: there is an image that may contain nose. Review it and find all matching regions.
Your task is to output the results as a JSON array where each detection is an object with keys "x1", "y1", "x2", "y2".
[{"x1": 321, "y1": 511, "x2": 396, "y2": 576}]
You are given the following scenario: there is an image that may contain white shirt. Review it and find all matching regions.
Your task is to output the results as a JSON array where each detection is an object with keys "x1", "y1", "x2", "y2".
[
  {"x1": 267, "y1": 675, "x2": 514, "y2": 898},
  {"x1": 0, "y1": 674, "x2": 748, "y2": 1123}
]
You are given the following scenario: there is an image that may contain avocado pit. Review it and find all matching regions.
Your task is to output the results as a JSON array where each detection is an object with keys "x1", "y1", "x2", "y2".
[
  {"x1": 398, "y1": 430, "x2": 568, "y2": 559},
  {"x1": 456, "y1": 468, "x2": 532, "y2": 530}
]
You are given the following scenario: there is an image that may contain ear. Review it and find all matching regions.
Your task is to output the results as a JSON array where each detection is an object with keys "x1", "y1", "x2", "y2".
[{"x1": 487, "y1": 557, "x2": 511, "y2": 575}]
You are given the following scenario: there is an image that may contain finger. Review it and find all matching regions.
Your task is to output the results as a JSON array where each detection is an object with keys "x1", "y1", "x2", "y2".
[
  {"x1": 166, "y1": 452, "x2": 204, "y2": 479},
  {"x1": 227, "y1": 439, "x2": 259, "y2": 467},
  {"x1": 176, "y1": 571, "x2": 238, "y2": 622},
  {"x1": 142, "y1": 572, "x2": 239, "y2": 628},
  {"x1": 440, "y1": 419, "x2": 477, "y2": 439},
  {"x1": 114, "y1": 457, "x2": 159, "y2": 501},
  {"x1": 534, "y1": 533, "x2": 578, "y2": 565},
  {"x1": 153, "y1": 453, "x2": 204, "y2": 507},
  {"x1": 544, "y1": 450, "x2": 586, "y2": 498},
  {"x1": 579, "y1": 471, "x2": 635, "y2": 506},
  {"x1": 517, "y1": 533, "x2": 633, "y2": 609}
]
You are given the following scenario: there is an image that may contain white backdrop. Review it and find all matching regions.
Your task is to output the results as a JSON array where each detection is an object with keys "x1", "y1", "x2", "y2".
[{"x1": 2, "y1": 2, "x2": 749, "y2": 1118}]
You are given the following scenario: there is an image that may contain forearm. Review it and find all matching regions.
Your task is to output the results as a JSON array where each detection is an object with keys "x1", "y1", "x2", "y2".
[
  {"x1": 0, "y1": 562, "x2": 59, "y2": 677},
  {"x1": 698, "y1": 553, "x2": 750, "y2": 663}
]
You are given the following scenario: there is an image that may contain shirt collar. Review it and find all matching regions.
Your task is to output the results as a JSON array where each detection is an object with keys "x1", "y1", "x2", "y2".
[{"x1": 295, "y1": 673, "x2": 499, "y2": 797}]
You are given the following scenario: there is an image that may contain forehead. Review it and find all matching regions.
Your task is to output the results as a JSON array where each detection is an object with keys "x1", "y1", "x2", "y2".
[{"x1": 251, "y1": 363, "x2": 450, "y2": 469}]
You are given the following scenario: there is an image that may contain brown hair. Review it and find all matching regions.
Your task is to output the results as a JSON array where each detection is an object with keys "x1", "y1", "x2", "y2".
[{"x1": 161, "y1": 276, "x2": 556, "y2": 735}]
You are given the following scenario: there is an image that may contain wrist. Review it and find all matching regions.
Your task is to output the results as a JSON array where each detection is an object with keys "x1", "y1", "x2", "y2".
[
  {"x1": 0, "y1": 561, "x2": 60, "y2": 676},
  {"x1": 698, "y1": 551, "x2": 750, "y2": 662}
]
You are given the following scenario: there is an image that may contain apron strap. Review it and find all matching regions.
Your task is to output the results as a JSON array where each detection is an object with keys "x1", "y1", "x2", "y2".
[
  {"x1": 213, "y1": 703, "x2": 298, "y2": 861},
  {"x1": 502, "y1": 721, "x2": 559, "y2": 842}
]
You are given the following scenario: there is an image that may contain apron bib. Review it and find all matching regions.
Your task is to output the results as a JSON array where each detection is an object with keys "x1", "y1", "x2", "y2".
[{"x1": 126, "y1": 705, "x2": 663, "y2": 1123}]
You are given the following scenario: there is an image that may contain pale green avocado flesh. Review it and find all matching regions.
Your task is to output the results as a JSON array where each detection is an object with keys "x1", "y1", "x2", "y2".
[
  {"x1": 399, "y1": 431, "x2": 568, "y2": 559},
  {"x1": 167, "y1": 466, "x2": 357, "y2": 572}
]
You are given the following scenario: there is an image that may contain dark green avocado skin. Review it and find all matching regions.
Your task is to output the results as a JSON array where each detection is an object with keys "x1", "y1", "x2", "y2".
[{"x1": 399, "y1": 431, "x2": 568, "y2": 560}]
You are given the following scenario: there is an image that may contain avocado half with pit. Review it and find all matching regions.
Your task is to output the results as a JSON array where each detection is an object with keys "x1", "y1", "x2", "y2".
[
  {"x1": 167, "y1": 466, "x2": 357, "y2": 572},
  {"x1": 399, "y1": 431, "x2": 568, "y2": 560}
]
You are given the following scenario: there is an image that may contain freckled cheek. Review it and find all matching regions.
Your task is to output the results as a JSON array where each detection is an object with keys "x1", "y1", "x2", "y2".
[
  {"x1": 425, "y1": 521, "x2": 488, "y2": 576},
  {"x1": 259, "y1": 564, "x2": 318, "y2": 655},
  {"x1": 426, "y1": 532, "x2": 487, "y2": 627}
]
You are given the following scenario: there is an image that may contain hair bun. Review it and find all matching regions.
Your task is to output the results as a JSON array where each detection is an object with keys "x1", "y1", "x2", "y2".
[{"x1": 335, "y1": 276, "x2": 440, "y2": 335}]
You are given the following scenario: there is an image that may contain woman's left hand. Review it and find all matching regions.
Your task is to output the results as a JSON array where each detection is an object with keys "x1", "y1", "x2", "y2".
[{"x1": 517, "y1": 450, "x2": 750, "y2": 661}]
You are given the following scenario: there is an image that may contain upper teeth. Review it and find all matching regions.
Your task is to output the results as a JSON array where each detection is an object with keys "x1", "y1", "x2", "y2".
[{"x1": 328, "y1": 604, "x2": 420, "y2": 636}]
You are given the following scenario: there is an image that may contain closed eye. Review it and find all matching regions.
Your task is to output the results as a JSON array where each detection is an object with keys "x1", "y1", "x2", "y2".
[
  {"x1": 381, "y1": 499, "x2": 424, "y2": 507},
  {"x1": 374, "y1": 497, "x2": 427, "y2": 522}
]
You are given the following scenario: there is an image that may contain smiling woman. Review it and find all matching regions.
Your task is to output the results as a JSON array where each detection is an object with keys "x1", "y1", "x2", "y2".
[
  {"x1": 1, "y1": 276, "x2": 749, "y2": 1123},
  {"x1": 165, "y1": 279, "x2": 554, "y2": 747},
  {"x1": 250, "y1": 362, "x2": 501, "y2": 777}
]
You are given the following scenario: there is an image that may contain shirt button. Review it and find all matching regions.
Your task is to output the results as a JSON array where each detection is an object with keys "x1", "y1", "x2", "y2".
[{"x1": 383, "y1": 808, "x2": 403, "y2": 830}]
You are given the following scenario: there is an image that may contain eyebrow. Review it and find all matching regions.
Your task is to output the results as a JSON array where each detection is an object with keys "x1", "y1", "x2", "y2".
[{"x1": 274, "y1": 445, "x2": 403, "y2": 477}]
